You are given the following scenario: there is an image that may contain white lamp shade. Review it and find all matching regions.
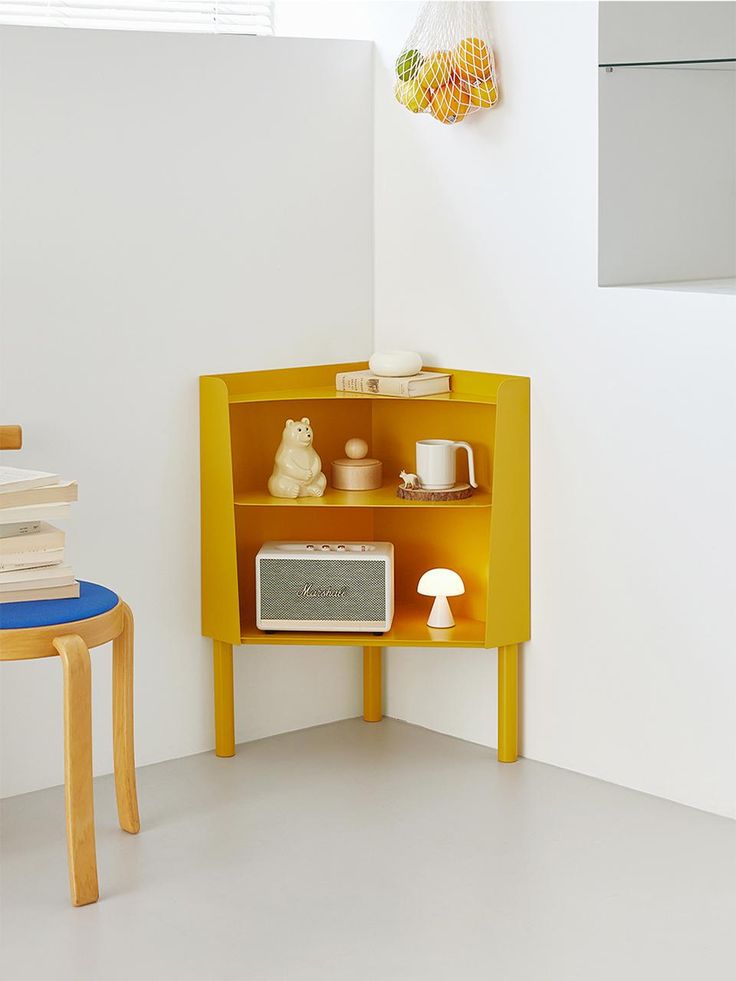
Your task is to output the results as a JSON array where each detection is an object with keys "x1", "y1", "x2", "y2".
[{"x1": 417, "y1": 568, "x2": 465, "y2": 597}]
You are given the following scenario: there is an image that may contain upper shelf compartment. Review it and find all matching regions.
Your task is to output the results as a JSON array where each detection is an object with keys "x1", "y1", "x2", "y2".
[
  {"x1": 211, "y1": 363, "x2": 520, "y2": 407},
  {"x1": 599, "y1": 57, "x2": 736, "y2": 71}
]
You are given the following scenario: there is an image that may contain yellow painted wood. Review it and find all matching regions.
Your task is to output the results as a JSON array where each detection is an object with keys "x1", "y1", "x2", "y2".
[
  {"x1": 227, "y1": 387, "x2": 505, "y2": 406},
  {"x1": 370, "y1": 397, "x2": 495, "y2": 498},
  {"x1": 213, "y1": 640, "x2": 235, "y2": 757},
  {"x1": 485, "y1": 377, "x2": 531, "y2": 647},
  {"x1": 240, "y1": 613, "x2": 486, "y2": 649},
  {"x1": 497, "y1": 644, "x2": 519, "y2": 763},
  {"x1": 217, "y1": 363, "x2": 518, "y2": 406},
  {"x1": 376, "y1": 509, "x2": 489, "y2": 627},
  {"x1": 53, "y1": 634, "x2": 99, "y2": 906},
  {"x1": 200, "y1": 362, "x2": 530, "y2": 759},
  {"x1": 112, "y1": 603, "x2": 140, "y2": 834},
  {"x1": 363, "y1": 647, "x2": 382, "y2": 722},
  {"x1": 233, "y1": 485, "x2": 492, "y2": 509},
  {"x1": 219, "y1": 362, "x2": 366, "y2": 401},
  {"x1": 200, "y1": 376, "x2": 241, "y2": 646}
]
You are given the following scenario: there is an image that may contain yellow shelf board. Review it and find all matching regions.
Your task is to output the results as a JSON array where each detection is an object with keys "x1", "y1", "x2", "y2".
[
  {"x1": 239, "y1": 612, "x2": 487, "y2": 649},
  {"x1": 234, "y1": 484, "x2": 492, "y2": 509},
  {"x1": 227, "y1": 386, "x2": 499, "y2": 406}
]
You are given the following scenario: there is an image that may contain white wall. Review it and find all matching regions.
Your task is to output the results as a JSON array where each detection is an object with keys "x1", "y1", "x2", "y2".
[
  {"x1": 3, "y1": 4, "x2": 735, "y2": 820},
  {"x1": 277, "y1": 2, "x2": 736, "y2": 819},
  {"x1": 0, "y1": 27, "x2": 373, "y2": 797}
]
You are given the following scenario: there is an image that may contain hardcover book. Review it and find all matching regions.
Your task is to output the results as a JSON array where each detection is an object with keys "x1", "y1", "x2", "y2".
[{"x1": 335, "y1": 370, "x2": 451, "y2": 398}]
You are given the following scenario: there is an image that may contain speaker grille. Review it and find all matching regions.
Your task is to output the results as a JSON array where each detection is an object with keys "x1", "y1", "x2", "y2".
[{"x1": 259, "y1": 558, "x2": 386, "y2": 622}]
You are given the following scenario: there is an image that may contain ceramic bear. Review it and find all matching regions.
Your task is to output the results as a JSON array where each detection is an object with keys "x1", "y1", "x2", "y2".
[{"x1": 268, "y1": 417, "x2": 327, "y2": 499}]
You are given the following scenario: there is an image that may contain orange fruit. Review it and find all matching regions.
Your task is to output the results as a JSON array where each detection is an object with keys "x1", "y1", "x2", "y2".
[
  {"x1": 454, "y1": 36, "x2": 492, "y2": 84},
  {"x1": 468, "y1": 78, "x2": 498, "y2": 108},
  {"x1": 417, "y1": 50, "x2": 454, "y2": 91},
  {"x1": 430, "y1": 82, "x2": 471, "y2": 125}
]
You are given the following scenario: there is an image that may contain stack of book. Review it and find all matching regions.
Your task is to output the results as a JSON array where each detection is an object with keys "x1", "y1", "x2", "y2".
[{"x1": 0, "y1": 467, "x2": 79, "y2": 603}]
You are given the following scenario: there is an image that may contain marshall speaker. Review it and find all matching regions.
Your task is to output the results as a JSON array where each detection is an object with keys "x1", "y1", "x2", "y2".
[{"x1": 256, "y1": 542, "x2": 394, "y2": 632}]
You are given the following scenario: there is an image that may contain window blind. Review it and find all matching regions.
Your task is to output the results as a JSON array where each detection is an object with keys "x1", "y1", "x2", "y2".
[{"x1": 0, "y1": 1, "x2": 274, "y2": 35}]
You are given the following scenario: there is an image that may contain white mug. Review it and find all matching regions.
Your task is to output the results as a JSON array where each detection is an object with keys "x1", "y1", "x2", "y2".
[{"x1": 416, "y1": 440, "x2": 477, "y2": 490}]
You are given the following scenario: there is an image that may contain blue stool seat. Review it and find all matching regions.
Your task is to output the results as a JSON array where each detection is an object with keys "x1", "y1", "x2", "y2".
[{"x1": 0, "y1": 581, "x2": 119, "y2": 630}]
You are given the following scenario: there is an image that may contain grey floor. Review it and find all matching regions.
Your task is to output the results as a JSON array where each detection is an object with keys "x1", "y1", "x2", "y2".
[{"x1": 1, "y1": 719, "x2": 734, "y2": 981}]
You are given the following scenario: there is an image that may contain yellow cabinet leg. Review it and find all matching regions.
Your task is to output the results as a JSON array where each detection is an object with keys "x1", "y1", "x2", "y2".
[
  {"x1": 498, "y1": 644, "x2": 518, "y2": 763},
  {"x1": 363, "y1": 647, "x2": 382, "y2": 722},
  {"x1": 213, "y1": 640, "x2": 235, "y2": 757}
]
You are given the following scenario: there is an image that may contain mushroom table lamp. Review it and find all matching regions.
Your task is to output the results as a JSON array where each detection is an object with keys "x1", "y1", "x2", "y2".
[{"x1": 417, "y1": 568, "x2": 465, "y2": 628}]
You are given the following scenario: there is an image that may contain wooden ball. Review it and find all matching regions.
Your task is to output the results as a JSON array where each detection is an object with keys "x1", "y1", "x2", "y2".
[{"x1": 345, "y1": 438, "x2": 368, "y2": 460}]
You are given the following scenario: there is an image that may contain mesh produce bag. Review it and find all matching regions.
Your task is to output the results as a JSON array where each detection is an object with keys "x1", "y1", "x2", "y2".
[{"x1": 394, "y1": 1, "x2": 499, "y2": 125}]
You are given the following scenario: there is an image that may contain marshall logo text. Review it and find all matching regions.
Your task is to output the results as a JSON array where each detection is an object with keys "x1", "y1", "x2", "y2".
[{"x1": 299, "y1": 584, "x2": 347, "y2": 598}]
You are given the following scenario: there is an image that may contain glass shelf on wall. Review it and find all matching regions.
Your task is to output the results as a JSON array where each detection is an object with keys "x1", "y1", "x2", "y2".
[
  {"x1": 600, "y1": 58, "x2": 736, "y2": 72},
  {"x1": 622, "y1": 277, "x2": 736, "y2": 296}
]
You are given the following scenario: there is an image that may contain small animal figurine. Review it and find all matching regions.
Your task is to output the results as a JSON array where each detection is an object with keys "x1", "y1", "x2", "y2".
[
  {"x1": 399, "y1": 470, "x2": 420, "y2": 490},
  {"x1": 268, "y1": 417, "x2": 327, "y2": 499}
]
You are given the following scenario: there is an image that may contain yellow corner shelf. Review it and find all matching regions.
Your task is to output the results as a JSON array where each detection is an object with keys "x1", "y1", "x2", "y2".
[
  {"x1": 200, "y1": 360, "x2": 530, "y2": 762},
  {"x1": 200, "y1": 360, "x2": 530, "y2": 651}
]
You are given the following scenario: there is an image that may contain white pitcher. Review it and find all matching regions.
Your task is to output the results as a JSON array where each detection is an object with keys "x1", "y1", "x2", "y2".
[{"x1": 416, "y1": 439, "x2": 477, "y2": 490}]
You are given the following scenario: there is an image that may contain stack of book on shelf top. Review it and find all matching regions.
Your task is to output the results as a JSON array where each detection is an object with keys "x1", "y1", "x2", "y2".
[{"x1": 0, "y1": 467, "x2": 79, "y2": 604}]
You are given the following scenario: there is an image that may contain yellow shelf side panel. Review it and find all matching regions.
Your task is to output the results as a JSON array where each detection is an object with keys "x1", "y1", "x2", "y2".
[
  {"x1": 486, "y1": 377, "x2": 531, "y2": 647},
  {"x1": 200, "y1": 376, "x2": 241, "y2": 645}
]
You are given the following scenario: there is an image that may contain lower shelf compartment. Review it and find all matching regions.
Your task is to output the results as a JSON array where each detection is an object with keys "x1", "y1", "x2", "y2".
[{"x1": 239, "y1": 610, "x2": 487, "y2": 648}]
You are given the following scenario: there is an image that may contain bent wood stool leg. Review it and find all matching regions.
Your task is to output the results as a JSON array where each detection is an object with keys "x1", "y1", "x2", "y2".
[
  {"x1": 498, "y1": 644, "x2": 519, "y2": 763},
  {"x1": 363, "y1": 647, "x2": 382, "y2": 722},
  {"x1": 213, "y1": 640, "x2": 235, "y2": 757},
  {"x1": 112, "y1": 602, "x2": 140, "y2": 834},
  {"x1": 53, "y1": 634, "x2": 99, "y2": 907}
]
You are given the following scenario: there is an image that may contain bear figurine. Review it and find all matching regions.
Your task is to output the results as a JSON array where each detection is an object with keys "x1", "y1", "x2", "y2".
[{"x1": 268, "y1": 417, "x2": 327, "y2": 499}]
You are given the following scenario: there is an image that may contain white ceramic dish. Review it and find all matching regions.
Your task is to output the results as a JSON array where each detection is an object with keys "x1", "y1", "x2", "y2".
[{"x1": 369, "y1": 350, "x2": 423, "y2": 377}]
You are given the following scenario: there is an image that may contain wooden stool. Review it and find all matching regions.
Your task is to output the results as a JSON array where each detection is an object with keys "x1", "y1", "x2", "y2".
[{"x1": 0, "y1": 582, "x2": 140, "y2": 906}]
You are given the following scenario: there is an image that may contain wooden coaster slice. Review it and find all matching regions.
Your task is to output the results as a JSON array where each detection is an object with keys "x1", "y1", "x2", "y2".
[{"x1": 396, "y1": 483, "x2": 473, "y2": 501}]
